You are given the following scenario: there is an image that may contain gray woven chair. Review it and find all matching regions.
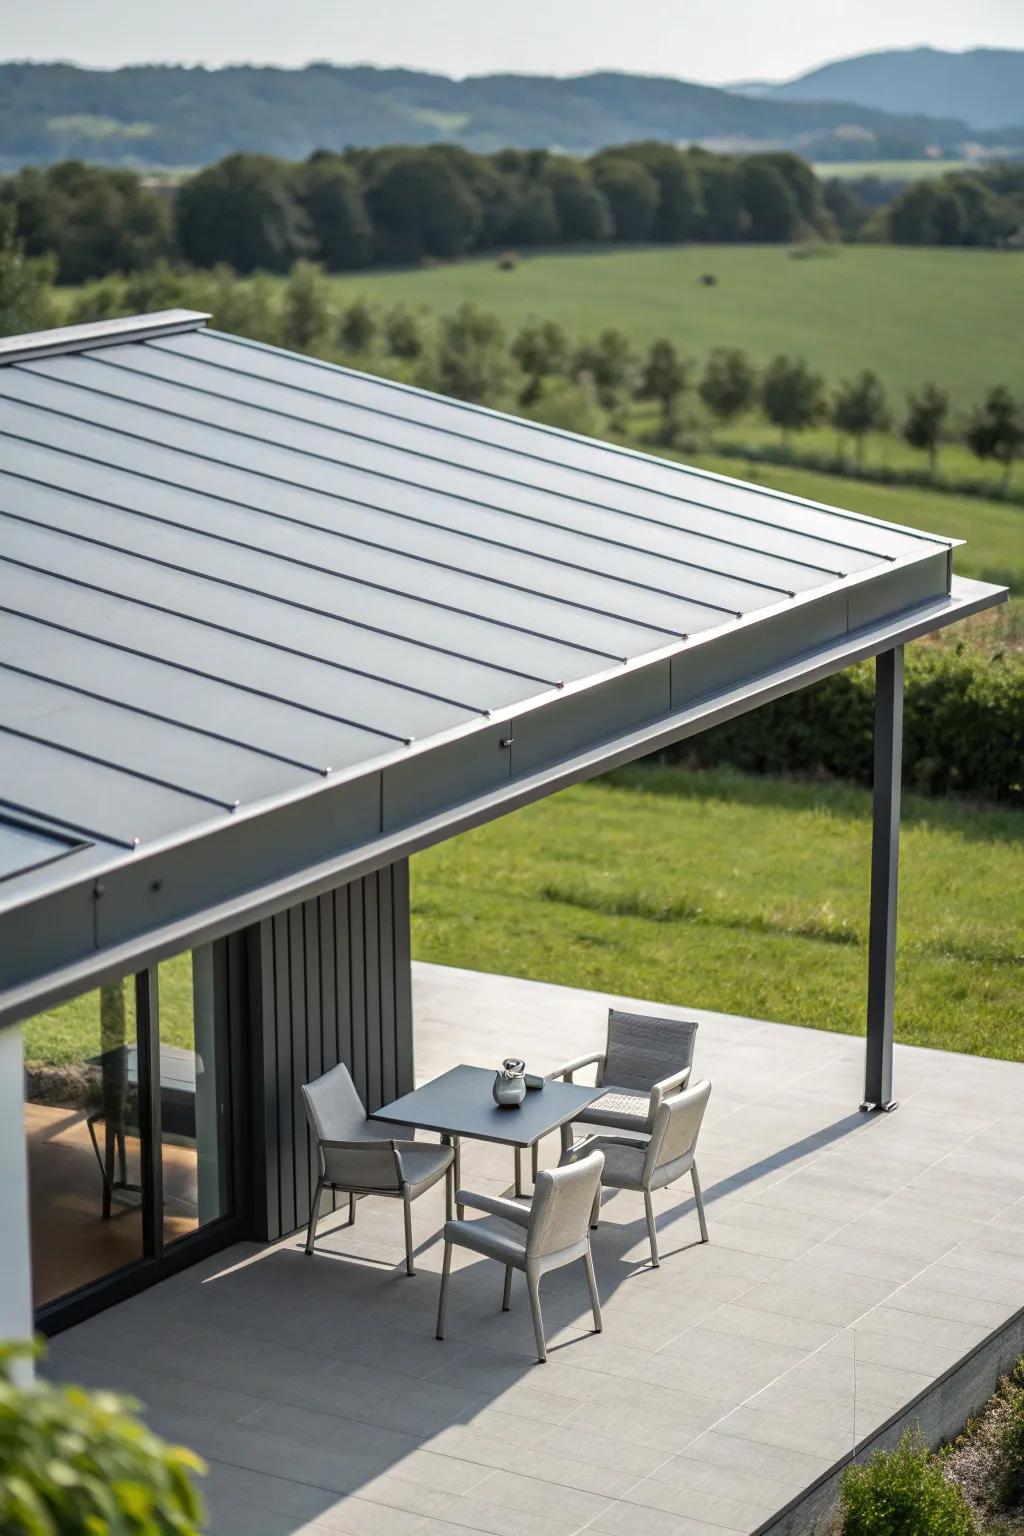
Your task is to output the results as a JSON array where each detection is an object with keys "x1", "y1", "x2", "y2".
[
  {"x1": 436, "y1": 1150, "x2": 605, "y2": 1363},
  {"x1": 534, "y1": 1009, "x2": 698, "y2": 1177},
  {"x1": 301, "y1": 1062, "x2": 454, "y2": 1276},
  {"x1": 565, "y1": 1079, "x2": 712, "y2": 1267}
]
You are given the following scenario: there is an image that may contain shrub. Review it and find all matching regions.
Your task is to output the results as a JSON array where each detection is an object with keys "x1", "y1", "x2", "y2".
[
  {"x1": 677, "y1": 644, "x2": 1024, "y2": 805},
  {"x1": 842, "y1": 1429, "x2": 978, "y2": 1536},
  {"x1": 0, "y1": 1340, "x2": 206, "y2": 1534},
  {"x1": 993, "y1": 1359, "x2": 1024, "y2": 1508}
]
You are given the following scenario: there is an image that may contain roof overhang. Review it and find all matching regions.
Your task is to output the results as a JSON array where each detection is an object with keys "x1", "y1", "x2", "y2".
[{"x1": 0, "y1": 311, "x2": 1007, "y2": 1026}]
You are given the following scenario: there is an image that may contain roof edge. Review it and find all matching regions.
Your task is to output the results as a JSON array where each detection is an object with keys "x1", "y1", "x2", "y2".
[{"x1": 0, "y1": 309, "x2": 210, "y2": 367}]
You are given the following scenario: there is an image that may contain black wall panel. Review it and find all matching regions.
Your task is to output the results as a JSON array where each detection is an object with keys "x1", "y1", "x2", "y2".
[{"x1": 244, "y1": 859, "x2": 413, "y2": 1240}]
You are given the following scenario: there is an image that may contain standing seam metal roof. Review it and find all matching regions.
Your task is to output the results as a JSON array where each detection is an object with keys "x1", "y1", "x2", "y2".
[{"x1": 0, "y1": 310, "x2": 1004, "y2": 1019}]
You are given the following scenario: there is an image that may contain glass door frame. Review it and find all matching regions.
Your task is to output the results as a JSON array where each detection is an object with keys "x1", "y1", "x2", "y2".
[{"x1": 35, "y1": 939, "x2": 251, "y2": 1336}]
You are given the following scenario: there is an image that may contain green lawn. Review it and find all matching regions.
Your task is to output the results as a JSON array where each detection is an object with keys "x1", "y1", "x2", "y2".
[
  {"x1": 812, "y1": 160, "x2": 970, "y2": 180},
  {"x1": 347, "y1": 244, "x2": 1024, "y2": 406},
  {"x1": 411, "y1": 767, "x2": 1024, "y2": 1062}
]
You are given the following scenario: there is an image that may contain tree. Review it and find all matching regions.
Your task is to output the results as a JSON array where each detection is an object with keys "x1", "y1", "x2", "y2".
[
  {"x1": 383, "y1": 303, "x2": 425, "y2": 359},
  {"x1": 511, "y1": 319, "x2": 570, "y2": 405},
  {"x1": 428, "y1": 302, "x2": 511, "y2": 405},
  {"x1": 176, "y1": 153, "x2": 313, "y2": 273},
  {"x1": 0, "y1": 161, "x2": 173, "y2": 284},
  {"x1": 592, "y1": 157, "x2": 659, "y2": 242},
  {"x1": 572, "y1": 328, "x2": 639, "y2": 410},
  {"x1": 639, "y1": 339, "x2": 692, "y2": 435},
  {"x1": 699, "y1": 347, "x2": 758, "y2": 425},
  {"x1": 300, "y1": 153, "x2": 373, "y2": 271},
  {"x1": 503, "y1": 184, "x2": 561, "y2": 246},
  {"x1": 761, "y1": 355, "x2": 825, "y2": 444},
  {"x1": 831, "y1": 370, "x2": 890, "y2": 468},
  {"x1": 965, "y1": 385, "x2": 1024, "y2": 493},
  {"x1": 543, "y1": 161, "x2": 613, "y2": 242},
  {"x1": 0, "y1": 217, "x2": 56, "y2": 338},
  {"x1": 903, "y1": 383, "x2": 950, "y2": 478},
  {"x1": 280, "y1": 261, "x2": 332, "y2": 353},
  {"x1": 338, "y1": 298, "x2": 377, "y2": 354},
  {"x1": 366, "y1": 151, "x2": 482, "y2": 262},
  {"x1": 739, "y1": 158, "x2": 801, "y2": 242},
  {"x1": 603, "y1": 144, "x2": 703, "y2": 241},
  {"x1": 694, "y1": 156, "x2": 745, "y2": 241}
]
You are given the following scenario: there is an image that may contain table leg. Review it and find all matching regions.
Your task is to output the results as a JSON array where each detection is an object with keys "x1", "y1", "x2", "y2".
[
  {"x1": 515, "y1": 1146, "x2": 524, "y2": 1199},
  {"x1": 560, "y1": 1123, "x2": 573, "y2": 1159},
  {"x1": 454, "y1": 1136, "x2": 463, "y2": 1219}
]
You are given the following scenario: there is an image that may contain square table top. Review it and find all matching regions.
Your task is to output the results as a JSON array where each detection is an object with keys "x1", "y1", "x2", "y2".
[{"x1": 373, "y1": 1065, "x2": 603, "y2": 1148}]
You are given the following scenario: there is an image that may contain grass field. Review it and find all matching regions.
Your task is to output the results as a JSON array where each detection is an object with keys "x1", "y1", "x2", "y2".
[
  {"x1": 348, "y1": 244, "x2": 1023, "y2": 406},
  {"x1": 812, "y1": 160, "x2": 970, "y2": 180},
  {"x1": 411, "y1": 766, "x2": 1024, "y2": 1062}
]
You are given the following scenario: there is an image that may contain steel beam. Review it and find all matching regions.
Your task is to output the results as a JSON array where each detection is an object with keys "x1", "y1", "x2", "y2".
[{"x1": 862, "y1": 645, "x2": 903, "y2": 1112}]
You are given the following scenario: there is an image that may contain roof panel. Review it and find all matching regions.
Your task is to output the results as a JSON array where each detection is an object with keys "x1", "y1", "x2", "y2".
[{"x1": 0, "y1": 311, "x2": 995, "y2": 996}]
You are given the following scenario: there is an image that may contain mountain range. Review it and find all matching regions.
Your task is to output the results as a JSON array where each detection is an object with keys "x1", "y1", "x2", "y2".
[{"x1": 0, "y1": 48, "x2": 1020, "y2": 171}]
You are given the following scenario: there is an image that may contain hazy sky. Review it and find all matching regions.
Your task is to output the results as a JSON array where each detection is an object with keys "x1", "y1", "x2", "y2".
[{"x1": 3, "y1": 0, "x2": 1022, "y2": 82}]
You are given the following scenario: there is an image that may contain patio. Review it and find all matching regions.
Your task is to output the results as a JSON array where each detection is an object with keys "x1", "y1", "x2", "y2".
[{"x1": 45, "y1": 961, "x2": 1024, "y2": 1536}]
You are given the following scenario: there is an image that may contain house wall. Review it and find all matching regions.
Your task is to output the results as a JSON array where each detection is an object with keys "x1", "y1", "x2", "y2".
[
  {"x1": 240, "y1": 859, "x2": 414, "y2": 1241},
  {"x1": 0, "y1": 1025, "x2": 34, "y2": 1378}
]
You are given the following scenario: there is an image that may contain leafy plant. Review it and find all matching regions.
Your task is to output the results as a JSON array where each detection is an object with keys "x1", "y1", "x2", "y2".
[
  {"x1": 0, "y1": 1341, "x2": 206, "y2": 1535},
  {"x1": 841, "y1": 1428, "x2": 978, "y2": 1536}
]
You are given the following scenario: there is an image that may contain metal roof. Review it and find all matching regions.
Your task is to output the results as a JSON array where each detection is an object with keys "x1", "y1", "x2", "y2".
[{"x1": 0, "y1": 310, "x2": 1004, "y2": 1022}]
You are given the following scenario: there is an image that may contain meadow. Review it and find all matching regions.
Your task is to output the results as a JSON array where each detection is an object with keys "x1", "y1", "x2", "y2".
[
  {"x1": 411, "y1": 766, "x2": 1024, "y2": 1061},
  {"x1": 812, "y1": 160, "x2": 970, "y2": 179},
  {"x1": 347, "y1": 243, "x2": 1024, "y2": 406}
]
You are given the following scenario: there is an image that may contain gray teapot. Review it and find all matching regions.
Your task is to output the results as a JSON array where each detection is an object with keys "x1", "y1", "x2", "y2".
[{"x1": 492, "y1": 1057, "x2": 527, "y2": 1108}]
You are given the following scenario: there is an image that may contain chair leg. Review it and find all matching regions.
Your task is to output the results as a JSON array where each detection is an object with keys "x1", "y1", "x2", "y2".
[
  {"x1": 531, "y1": 1141, "x2": 539, "y2": 1183},
  {"x1": 502, "y1": 1265, "x2": 513, "y2": 1311},
  {"x1": 590, "y1": 1186, "x2": 601, "y2": 1230},
  {"x1": 436, "y1": 1240, "x2": 452, "y2": 1339},
  {"x1": 526, "y1": 1269, "x2": 547, "y2": 1363},
  {"x1": 445, "y1": 1162, "x2": 454, "y2": 1222},
  {"x1": 348, "y1": 1191, "x2": 357, "y2": 1226},
  {"x1": 403, "y1": 1189, "x2": 415, "y2": 1277},
  {"x1": 583, "y1": 1246, "x2": 602, "y2": 1333},
  {"x1": 644, "y1": 1190, "x2": 660, "y2": 1268},
  {"x1": 305, "y1": 1177, "x2": 324, "y2": 1255},
  {"x1": 692, "y1": 1163, "x2": 708, "y2": 1243}
]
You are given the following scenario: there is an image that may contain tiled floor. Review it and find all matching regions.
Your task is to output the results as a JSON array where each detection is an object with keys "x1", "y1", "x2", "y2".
[{"x1": 46, "y1": 963, "x2": 1024, "y2": 1536}]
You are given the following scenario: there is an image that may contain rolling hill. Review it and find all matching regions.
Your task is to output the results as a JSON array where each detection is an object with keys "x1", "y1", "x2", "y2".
[
  {"x1": 0, "y1": 59, "x2": 980, "y2": 169},
  {"x1": 746, "y1": 47, "x2": 1024, "y2": 132}
]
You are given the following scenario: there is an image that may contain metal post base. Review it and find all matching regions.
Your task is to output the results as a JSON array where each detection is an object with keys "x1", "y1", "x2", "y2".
[{"x1": 859, "y1": 1100, "x2": 899, "y2": 1113}]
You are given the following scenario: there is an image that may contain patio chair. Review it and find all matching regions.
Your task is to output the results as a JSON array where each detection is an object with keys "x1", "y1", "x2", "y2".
[
  {"x1": 301, "y1": 1063, "x2": 454, "y2": 1276},
  {"x1": 436, "y1": 1150, "x2": 605, "y2": 1363},
  {"x1": 534, "y1": 1008, "x2": 699, "y2": 1177},
  {"x1": 564, "y1": 1079, "x2": 712, "y2": 1267}
]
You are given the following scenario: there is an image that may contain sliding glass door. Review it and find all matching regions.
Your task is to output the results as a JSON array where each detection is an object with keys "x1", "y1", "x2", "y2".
[{"x1": 22, "y1": 941, "x2": 243, "y2": 1327}]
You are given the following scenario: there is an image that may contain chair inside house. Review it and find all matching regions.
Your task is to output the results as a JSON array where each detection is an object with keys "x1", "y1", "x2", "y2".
[
  {"x1": 534, "y1": 1009, "x2": 699, "y2": 1176},
  {"x1": 565, "y1": 1078, "x2": 712, "y2": 1267},
  {"x1": 300, "y1": 1062, "x2": 454, "y2": 1276},
  {"x1": 436, "y1": 1150, "x2": 605, "y2": 1363}
]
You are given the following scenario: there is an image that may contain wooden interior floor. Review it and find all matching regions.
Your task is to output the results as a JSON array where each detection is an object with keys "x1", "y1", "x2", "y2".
[
  {"x1": 26, "y1": 1102, "x2": 199, "y2": 1307},
  {"x1": 44, "y1": 964, "x2": 1024, "y2": 1536}
]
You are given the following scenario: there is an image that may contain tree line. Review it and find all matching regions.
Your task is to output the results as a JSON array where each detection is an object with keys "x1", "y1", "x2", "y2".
[
  {"x1": 2, "y1": 145, "x2": 1020, "y2": 289},
  {"x1": 8, "y1": 243, "x2": 1013, "y2": 496}
]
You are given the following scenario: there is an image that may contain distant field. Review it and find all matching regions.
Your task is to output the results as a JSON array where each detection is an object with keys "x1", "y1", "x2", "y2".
[
  {"x1": 812, "y1": 160, "x2": 970, "y2": 180},
  {"x1": 348, "y1": 244, "x2": 1023, "y2": 406},
  {"x1": 412, "y1": 767, "x2": 1024, "y2": 1060}
]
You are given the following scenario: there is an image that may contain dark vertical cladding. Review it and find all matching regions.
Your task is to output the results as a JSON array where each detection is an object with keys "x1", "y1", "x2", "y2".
[{"x1": 246, "y1": 859, "x2": 413, "y2": 1241}]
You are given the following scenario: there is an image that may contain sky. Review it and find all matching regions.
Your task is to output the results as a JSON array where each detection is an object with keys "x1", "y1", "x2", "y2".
[{"x1": 2, "y1": 0, "x2": 1022, "y2": 83}]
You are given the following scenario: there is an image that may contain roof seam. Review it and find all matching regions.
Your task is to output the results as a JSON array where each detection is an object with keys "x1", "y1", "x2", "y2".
[
  {"x1": 95, "y1": 346, "x2": 847, "y2": 583},
  {"x1": 187, "y1": 326, "x2": 953, "y2": 552}
]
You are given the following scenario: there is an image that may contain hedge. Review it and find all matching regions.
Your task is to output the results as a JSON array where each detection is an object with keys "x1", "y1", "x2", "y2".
[{"x1": 670, "y1": 643, "x2": 1024, "y2": 805}]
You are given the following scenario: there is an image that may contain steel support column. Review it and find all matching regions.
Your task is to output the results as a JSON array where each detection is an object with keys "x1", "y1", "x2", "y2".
[{"x1": 862, "y1": 646, "x2": 903, "y2": 1112}]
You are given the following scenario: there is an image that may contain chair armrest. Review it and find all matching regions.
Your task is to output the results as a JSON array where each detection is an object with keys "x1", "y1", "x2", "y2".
[
  {"x1": 319, "y1": 1138, "x2": 402, "y2": 1189},
  {"x1": 649, "y1": 1067, "x2": 692, "y2": 1120},
  {"x1": 546, "y1": 1052, "x2": 605, "y2": 1084},
  {"x1": 454, "y1": 1190, "x2": 531, "y2": 1226}
]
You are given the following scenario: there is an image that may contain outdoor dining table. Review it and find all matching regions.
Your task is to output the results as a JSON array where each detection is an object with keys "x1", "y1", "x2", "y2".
[{"x1": 373, "y1": 1064, "x2": 603, "y2": 1217}]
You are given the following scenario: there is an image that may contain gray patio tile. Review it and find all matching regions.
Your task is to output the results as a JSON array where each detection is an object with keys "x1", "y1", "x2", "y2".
[
  {"x1": 789, "y1": 1242, "x2": 923, "y2": 1286},
  {"x1": 736, "y1": 1279, "x2": 874, "y2": 1329},
  {"x1": 621, "y1": 1473, "x2": 768, "y2": 1533},
  {"x1": 351, "y1": 1471, "x2": 577, "y2": 1536},
  {"x1": 852, "y1": 1305, "x2": 988, "y2": 1353},
  {"x1": 459, "y1": 1406, "x2": 667, "y2": 1479},
  {"x1": 781, "y1": 1350, "x2": 932, "y2": 1407},
  {"x1": 822, "y1": 1327, "x2": 964, "y2": 1378},
  {"x1": 689, "y1": 1302, "x2": 839, "y2": 1352},
  {"x1": 710, "y1": 1401, "x2": 854, "y2": 1461},
  {"x1": 654, "y1": 1452, "x2": 798, "y2": 1515},
  {"x1": 562, "y1": 1394, "x2": 722, "y2": 1452},
  {"x1": 591, "y1": 1501, "x2": 748, "y2": 1536},
  {"x1": 883, "y1": 1284, "x2": 1018, "y2": 1330},
  {"x1": 676, "y1": 1427, "x2": 833, "y2": 1490},
  {"x1": 51, "y1": 1346, "x2": 269, "y2": 1424}
]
